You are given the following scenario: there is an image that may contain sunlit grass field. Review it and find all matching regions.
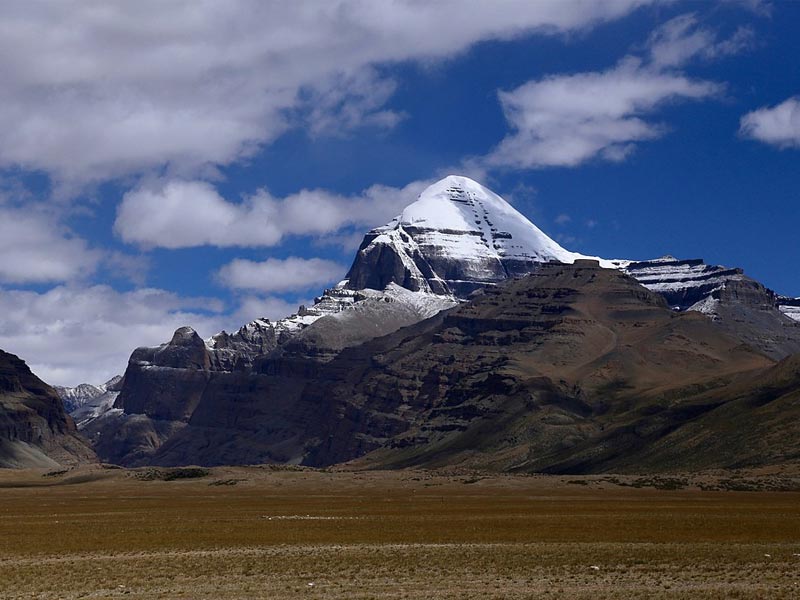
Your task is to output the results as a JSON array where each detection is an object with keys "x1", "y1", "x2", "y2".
[{"x1": 1, "y1": 466, "x2": 799, "y2": 599}]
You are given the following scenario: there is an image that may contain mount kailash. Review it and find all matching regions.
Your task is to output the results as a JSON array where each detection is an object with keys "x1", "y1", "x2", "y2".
[{"x1": 5, "y1": 175, "x2": 799, "y2": 470}]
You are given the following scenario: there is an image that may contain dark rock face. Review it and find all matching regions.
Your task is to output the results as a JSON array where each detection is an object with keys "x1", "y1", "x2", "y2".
[
  {"x1": 207, "y1": 320, "x2": 278, "y2": 370},
  {"x1": 0, "y1": 350, "x2": 96, "y2": 468},
  {"x1": 115, "y1": 327, "x2": 212, "y2": 422},
  {"x1": 95, "y1": 292, "x2": 452, "y2": 466}
]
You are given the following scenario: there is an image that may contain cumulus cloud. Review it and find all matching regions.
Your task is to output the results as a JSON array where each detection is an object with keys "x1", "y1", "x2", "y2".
[
  {"x1": 480, "y1": 11, "x2": 762, "y2": 171},
  {"x1": 115, "y1": 178, "x2": 433, "y2": 248},
  {"x1": 739, "y1": 97, "x2": 800, "y2": 148},
  {"x1": 647, "y1": 13, "x2": 755, "y2": 68},
  {"x1": 217, "y1": 257, "x2": 345, "y2": 293},
  {"x1": 0, "y1": 285, "x2": 232, "y2": 385},
  {"x1": 485, "y1": 57, "x2": 720, "y2": 169},
  {"x1": 0, "y1": 207, "x2": 100, "y2": 283},
  {"x1": 114, "y1": 180, "x2": 283, "y2": 249},
  {"x1": 0, "y1": 0, "x2": 657, "y2": 185},
  {"x1": 0, "y1": 282, "x2": 318, "y2": 385}
]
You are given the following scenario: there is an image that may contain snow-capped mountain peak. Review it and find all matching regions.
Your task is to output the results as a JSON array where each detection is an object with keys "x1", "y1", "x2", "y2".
[
  {"x1": 342, "y1": 175, "x2": 613, "y2": 297},
  {"x1": 386, "y1": 175, "x2": 577, "y2": 262}
]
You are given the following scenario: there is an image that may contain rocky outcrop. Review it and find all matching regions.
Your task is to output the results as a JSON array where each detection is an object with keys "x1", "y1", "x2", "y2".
[
  {"x1": 0, "y1": 350, "x2": 96, "y2": 468},
  {"x1": 90, "y1": 285, "x2": 455, "y2": 466}
]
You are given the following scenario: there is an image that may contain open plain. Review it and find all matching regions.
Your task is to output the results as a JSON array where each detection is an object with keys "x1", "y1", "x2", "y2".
[{"x1": 1, "y1": 466, "x2": 799, "y2": 599}]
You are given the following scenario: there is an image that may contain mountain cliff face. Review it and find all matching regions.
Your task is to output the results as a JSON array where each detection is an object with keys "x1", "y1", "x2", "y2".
[
  {"x1": 83, "y1": 174, "x2": 799, "y2": 470},
  {"x1": 83, "y1": 286, "x2": 455, "y2": 466},
  {"x1": 0, "y1": 350, "x2": 96, "y2": 468}
]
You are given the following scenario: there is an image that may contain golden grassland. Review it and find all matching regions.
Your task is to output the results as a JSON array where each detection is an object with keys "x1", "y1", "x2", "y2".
[{"x1": 0, "y1": 466, "x2": 799, "y2": 599}]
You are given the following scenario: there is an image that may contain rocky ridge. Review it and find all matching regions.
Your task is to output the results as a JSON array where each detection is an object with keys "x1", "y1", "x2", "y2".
[{"x1": 0, "y1": 350, "x2": 96, "y2": 468}]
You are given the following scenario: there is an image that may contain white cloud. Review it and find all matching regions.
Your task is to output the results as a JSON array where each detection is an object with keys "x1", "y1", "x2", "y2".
[
  {"x1": 217, "y1": 257, "x2": 345, "y2": 293},
  {"x1": 0, "y1": 0, "x2": 657, "y2": 185},
  {"x1": 740, "y1": 97, "x2": 800, "y2": 148},
  {"x1": 647, "y1": 13, "x2": 754, "y2": 68},
  {"x1": 114, "y1": 180, "x2": 283, "y2": 249},
  {"x1": 554, "y1": 213, "x2": 572, "y2": 225},
  {"x1": 485, "y1": 57, "x2": 720, "y2": 169},
  {"x1": 115, "y1": 178, "x2": 434, "y2": 248},
  {"x1": 0, "y1": 207, "x2": 100, "y2": 283},
  {"x1": 302, "y1": 68, "x2": 406, "y2": 136},
  {"x1": 0, "y1": 285, "x2": 234, "y2": 385},
  {"x1": 0, "y1": 282, "x2": 319, "y2": 386}
]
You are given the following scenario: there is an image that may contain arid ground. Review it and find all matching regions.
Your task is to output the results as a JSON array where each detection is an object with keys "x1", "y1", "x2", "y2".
[{"x1": 1, "y1": 466, "x2": 799, "y2": 599}]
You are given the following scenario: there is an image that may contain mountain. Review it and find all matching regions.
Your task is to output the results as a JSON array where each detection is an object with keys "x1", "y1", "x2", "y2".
[
  {"x1": 88, "y1": 262, "x2": 800, "y2": 472},
  {"x1": 82, "y1": 175, "x2": 799, "y2": 470},
  {"x1": 623, "y1": 256, "x2": 800, "y2": 359},
  {"x1": 55, "y1": 376, "x2": 122, "y2": 414},
  {"x1": 0, "y1": 350, "x2": 96, "y2": 468},
  {"x1": 301, "y1": 260, "x2": 780, "y2": 472},
  {"x1": 343, "y1": 175, "x2": 617, "y2": 298}
]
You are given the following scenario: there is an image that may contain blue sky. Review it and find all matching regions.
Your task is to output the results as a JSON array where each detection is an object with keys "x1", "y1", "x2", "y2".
[{"x1": 0, "y1": 0, "x2": 797, "y2": 384}]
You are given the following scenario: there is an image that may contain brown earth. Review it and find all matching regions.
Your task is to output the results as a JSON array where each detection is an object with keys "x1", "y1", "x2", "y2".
[{"x1": 1, "y1": 466, "x2": 799, "y2": 599}]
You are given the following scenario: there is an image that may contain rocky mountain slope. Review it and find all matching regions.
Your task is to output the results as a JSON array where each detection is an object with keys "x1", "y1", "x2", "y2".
[
  {"x1": 302, "y1": 261, "x2": 783, "y2": 472},
  {"x1": 0, "y1": 350, "x2": 96, "y2": 468},
  {"x1": 623, "y1": 256, "x2": 800, "y2": 359},
  {"x1": 55, "y1": 376, "x2": 122, "y2": 414},
  {"x1": 89, "y1": 261, "x2": 800, "y2": 472}
]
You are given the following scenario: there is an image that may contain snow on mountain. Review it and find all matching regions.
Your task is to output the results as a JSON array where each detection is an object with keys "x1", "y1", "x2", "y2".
[
  {"x1": 778, "y1": 297, "x2": 800, "y2": 322},
  {"x1": 202, "y1": 176, "x2": 793, "y2": 351},
  {"x1": 55, "y1": 375, "x2": 123, "y2": 426},
  {"x1": 342, "y1": 175, "x2": 620, "y2": 298},
  {"x1": 621, "y1": 256, "x2": 749, "y2": 311},
  {"x1": 54, "y1": 376, "x2": 122, "y2": 413}
]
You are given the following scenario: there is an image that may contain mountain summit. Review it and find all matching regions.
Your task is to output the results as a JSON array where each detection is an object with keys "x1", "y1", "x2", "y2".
[{"x1": 343, "y1": 175, "x2": 612, "y2": 298}]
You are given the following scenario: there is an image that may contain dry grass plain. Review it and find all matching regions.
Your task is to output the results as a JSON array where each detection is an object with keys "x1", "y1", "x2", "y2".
[{"x1": 0, "y1": 466, "x2": 799, "y2": 599}]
